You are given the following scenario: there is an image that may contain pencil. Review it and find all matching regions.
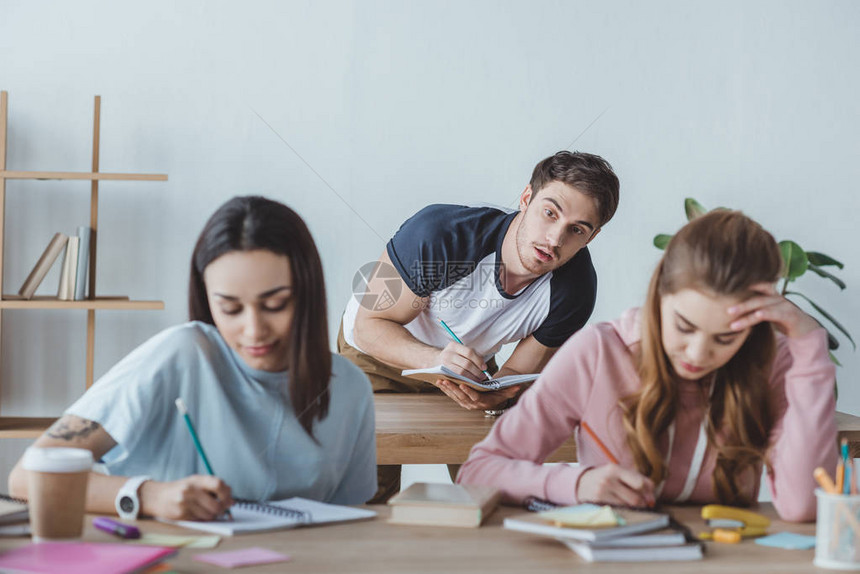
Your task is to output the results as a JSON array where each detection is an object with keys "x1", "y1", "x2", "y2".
[
  {"x1": 438, "y1": 319, "x2": 493, "y2": 381},
  {"x1": 837, "y1": 460, "x2": 845, "y2": 495},
  {"x1": 580, "y1": 421, "x2": 620, "y2": 465},
  {"x1": 175, "y1": 398, "x2": 233, "y2": 521},
  {"x1": 814, "y1": 467, "x2": 838, "y2": 494}
]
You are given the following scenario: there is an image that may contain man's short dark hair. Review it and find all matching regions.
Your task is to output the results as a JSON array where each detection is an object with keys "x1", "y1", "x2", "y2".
[{"x1": 529, "y1": 151, "x2": 620, "y2": 227}]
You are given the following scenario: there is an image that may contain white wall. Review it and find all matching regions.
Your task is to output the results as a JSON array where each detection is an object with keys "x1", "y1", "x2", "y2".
[{"x1": 0, "y1": 0, "x2": 858, "y2": 478}]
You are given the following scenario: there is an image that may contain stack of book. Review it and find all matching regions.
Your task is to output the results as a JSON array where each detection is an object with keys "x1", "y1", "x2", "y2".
[
  {"x1": 17, "y1": 227, "x2": 92, "y2": 301},
  {"x1": 504, "y1": 503, "x2": 703, "y2": 562}
]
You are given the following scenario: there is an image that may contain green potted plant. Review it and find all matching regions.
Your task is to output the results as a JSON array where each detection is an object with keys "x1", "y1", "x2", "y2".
[{"x1": 654, "y1": 198, "x2": 854, "y2": 366}]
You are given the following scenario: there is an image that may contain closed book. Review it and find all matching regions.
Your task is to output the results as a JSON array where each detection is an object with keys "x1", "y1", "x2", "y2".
[
  {"x1": 57, "y1": 236, "x2": 79, "y2": 300},
  {"x1": 562, "y1": 538, "x2": 704, "y2": 562},
  {"x1": 388, "y1": 482, "x2": 501, "y2": 528},
  {"x1": 0, "y1": 541, "x2": 175, "y2": 574},
  {"x1": 17, "y1": 232, "x2": 68, "y2": 299},
  {"x1": 73, "y1": 226, "x2": 91, "y2": 300},
  {"x1": 503, "y1": 505, "x2": 669, "y2": 542},
  {"x1": 588, "y1": 528, "x2": 687, "y2": 547}
]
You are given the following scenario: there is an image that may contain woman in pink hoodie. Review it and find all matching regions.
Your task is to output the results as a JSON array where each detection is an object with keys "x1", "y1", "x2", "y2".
[{"x1": 457, "y1": 210, "x2": 837, "y2": 521}]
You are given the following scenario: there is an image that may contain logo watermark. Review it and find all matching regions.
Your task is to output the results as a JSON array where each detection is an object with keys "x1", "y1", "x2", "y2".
[
  {"x1": 351, "y1": 260, "x2": 504, "y2": 311},
  {"x1": 352, "y1": 261, "x2": 403, "y2": 311}
]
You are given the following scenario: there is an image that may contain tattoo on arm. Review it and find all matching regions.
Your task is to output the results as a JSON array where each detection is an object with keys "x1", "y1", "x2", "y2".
[{"x1": 47, "y1": 416, "x2": 101, "y2": 441}]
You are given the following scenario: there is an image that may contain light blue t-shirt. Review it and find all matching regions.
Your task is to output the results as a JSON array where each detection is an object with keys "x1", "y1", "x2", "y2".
[{"x1": 66, "y1": 321, "x2": 377, "y2": 505}]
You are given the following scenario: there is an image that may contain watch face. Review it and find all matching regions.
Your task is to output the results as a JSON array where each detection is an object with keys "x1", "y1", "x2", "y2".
[{"x1": 119, "y1": 496, "x2": 135, "y2": 513}]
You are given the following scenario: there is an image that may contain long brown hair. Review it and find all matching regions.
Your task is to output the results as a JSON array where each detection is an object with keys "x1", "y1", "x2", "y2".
[
  {"x1": 622, "y1": 210, "x2": 783, "y2": 505},
  {"x1": 189, "y1": 196, "x2": 331, "y2": 439}
]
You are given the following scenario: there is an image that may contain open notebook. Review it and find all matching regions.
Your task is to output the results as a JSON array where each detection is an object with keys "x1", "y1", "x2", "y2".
[
  {"x1": 163, "y1": 497, "x2": 376, "y2": 536},
  {"x1": 401, "y1": 365, "x2": 538, "y2": 392}
]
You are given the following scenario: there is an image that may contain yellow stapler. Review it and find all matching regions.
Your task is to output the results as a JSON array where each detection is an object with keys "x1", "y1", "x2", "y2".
[{"x1": 698, "y1": 505, "x2": 770, "y2": 542}]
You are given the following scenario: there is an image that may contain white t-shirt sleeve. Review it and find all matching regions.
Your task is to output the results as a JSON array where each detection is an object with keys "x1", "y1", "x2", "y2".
[{"x1": 64, "y1": 325, "x2": 198, "y2": 465}]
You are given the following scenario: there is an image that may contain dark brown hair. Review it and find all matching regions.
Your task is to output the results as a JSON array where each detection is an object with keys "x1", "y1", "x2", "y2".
[
  {"x1": 189, "y1": 196, "x2": 330, "y2": 438},
  {"x1": 529, "y1": 150, "x2": 620, "y2": 227},
  {"x1": 622, "y1": 210, "x2": 783, "y2": 505}
]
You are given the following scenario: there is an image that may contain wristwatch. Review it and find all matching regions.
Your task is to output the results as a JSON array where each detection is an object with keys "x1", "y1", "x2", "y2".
[
  {"x1": 484, "y1": 398, "x2": 516, "y2": 417},
  {"x1": 115, "y1": 475, "x2": 151, "y2": 520}
]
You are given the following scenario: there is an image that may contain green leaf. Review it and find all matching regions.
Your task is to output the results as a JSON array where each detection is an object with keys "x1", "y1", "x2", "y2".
[
  {"x1": 807, "y1": 251, "x2": 845, "y2": 270},
  {"x1": 785, "y1": 290, "x2": 856, "y2": 350},
  {"x1": 684, "y1": 198, "x2": 707, "y2": 221},
  {"x1": 779, "y1": 240, "x2": 809, "y2": 282},
  {"x1": 653, "y1": 234, "x2": 672, "y2": 250},
  {"x1": 830, "y1": 351, "x2": 842, "y2": 367},
  {"x1": 807, "y1": 263, "x2": 846, "y2": 290}
]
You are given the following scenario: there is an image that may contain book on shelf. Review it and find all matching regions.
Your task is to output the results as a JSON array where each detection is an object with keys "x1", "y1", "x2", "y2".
[
  {"x1": 57, "y1": 235, "x2": 80, "y2": 301},
  {"x1": 503, "y1": 503, "x2": 670, "y2": 542},
  {"x1": 17, "y1": 232, "x2": 69, "y2": 299},
  {"x1": 73, "y1": 226, "x2": 91, "y2": 300},
  {"x1": 400, "y1": 365, "x2": 538, "y2": 392},
  {"x1": 388, "y1": 482, "x2": 501, "y2": 528},
  {"x1": 163, "y1": 496, "x2": 376, "y2": 536}
]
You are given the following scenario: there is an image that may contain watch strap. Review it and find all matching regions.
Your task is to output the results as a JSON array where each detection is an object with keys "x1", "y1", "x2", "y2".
[{"x1": 115, "y1": 475, "x2": 151, "y2": 520}]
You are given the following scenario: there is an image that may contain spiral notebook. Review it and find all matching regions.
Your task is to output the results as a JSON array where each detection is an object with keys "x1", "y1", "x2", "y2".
[
  {"x1": 401, "y1": 366, "x2": 538, "y2": 392},
  {"x1": 0, "y1": 493, "x2": 29, "y2": 526},
  {"x1": 164, "y1": 497, "x2": 376, "y2": 536}
]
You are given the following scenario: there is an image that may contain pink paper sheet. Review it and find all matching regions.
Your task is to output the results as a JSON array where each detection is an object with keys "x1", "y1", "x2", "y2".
[{"x1": 194, "y1": 546, "x2": 292, "y2": 568}]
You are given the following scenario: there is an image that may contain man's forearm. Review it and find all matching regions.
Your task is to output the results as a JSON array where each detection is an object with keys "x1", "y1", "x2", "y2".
[{"x1": 353, "y1": 317, "x2": 441, "y2": 370}]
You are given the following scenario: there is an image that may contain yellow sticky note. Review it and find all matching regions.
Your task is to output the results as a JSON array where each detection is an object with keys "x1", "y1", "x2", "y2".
[
  {"x1": 132, "y1": 533, "x2": 221, "y2": 548},
  {"x1": 539, "y1": 504, "x2": 620, "y2": 528}
]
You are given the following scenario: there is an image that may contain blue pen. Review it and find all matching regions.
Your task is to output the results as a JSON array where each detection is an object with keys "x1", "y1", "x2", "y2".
[
  {"x1": 438, "y1": 319, "x2": 493, "y2": 381},
  {"x1": 175, "y1": 398, "x2": 233, "y2": 520},
  {"x1": 842, "y1": 437, "x2": 851, "y2": 494}
]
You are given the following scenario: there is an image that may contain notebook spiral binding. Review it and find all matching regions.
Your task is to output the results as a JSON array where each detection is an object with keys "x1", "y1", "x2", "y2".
[
  {"x1": 0, "y1": 493, "x2": 27, "y2": 505},
  {"x1": 523, "y1": 496, "x2": 558, "y2": 513},
  {"x1": 233, "y1": 498, "x2": 312, "y2": 523}
]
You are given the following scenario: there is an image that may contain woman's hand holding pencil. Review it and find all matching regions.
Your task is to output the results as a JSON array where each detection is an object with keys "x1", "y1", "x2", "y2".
[
  {"x1": 576, "y1": 421, "x2": 656, "y2": 508},
  {"x1": 171, "y1": 398, "x2": 235, "y2": 521},
  {"x1": 139, "y1": 475, "x2": 233, "y2": 521}
]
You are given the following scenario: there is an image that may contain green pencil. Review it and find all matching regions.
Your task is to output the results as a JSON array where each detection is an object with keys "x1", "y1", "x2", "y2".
[
  {"x1": 438, "y1": 319, "x2": 492, "y2": 381},
  {"x1": 175, "y1": 397, "x2": 233, "y2": 520}
]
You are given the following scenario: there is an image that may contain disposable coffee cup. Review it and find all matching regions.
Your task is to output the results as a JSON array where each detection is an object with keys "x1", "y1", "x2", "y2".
[
  {"x1": 815, "y1": 488, "x2": 860, "y2": 570},
  {"x1": 22, "y1": 447, "x2": 93, "y2": 542}
]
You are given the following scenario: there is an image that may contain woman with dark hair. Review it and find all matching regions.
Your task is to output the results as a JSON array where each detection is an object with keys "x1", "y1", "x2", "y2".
[
  {"x1": 9, "y1": 196, "x2": 376, "y2": 520},
  {"x1": 458, "y1": 210, "x2": 837, "y2": 522}
]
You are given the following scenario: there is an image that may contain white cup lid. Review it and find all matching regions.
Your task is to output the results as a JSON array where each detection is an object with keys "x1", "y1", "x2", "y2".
[{"x1": 22, "y1": 447, "x2": 93, "y2": 473}]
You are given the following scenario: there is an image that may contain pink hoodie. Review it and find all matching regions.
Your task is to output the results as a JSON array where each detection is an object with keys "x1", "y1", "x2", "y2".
[{"x1": 457, "y1": 308, "x2": 838, "y2": 522}]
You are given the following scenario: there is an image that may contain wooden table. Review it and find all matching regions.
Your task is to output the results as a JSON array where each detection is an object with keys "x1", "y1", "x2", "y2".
[
  {"x1": 375, "y1": 394, "x2": 860, "y2": 464},
  {"x1": 374, "y1": 394, "x2": 577, "y2": 465},
  {"x1": 0, "y1": 504, "x2": 823, "y2": 573}
]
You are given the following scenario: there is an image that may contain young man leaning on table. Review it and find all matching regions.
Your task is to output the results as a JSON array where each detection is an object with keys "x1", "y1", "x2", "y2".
[{"x1": 339, "y1": 151, "x2": 621, "y2": 502}]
